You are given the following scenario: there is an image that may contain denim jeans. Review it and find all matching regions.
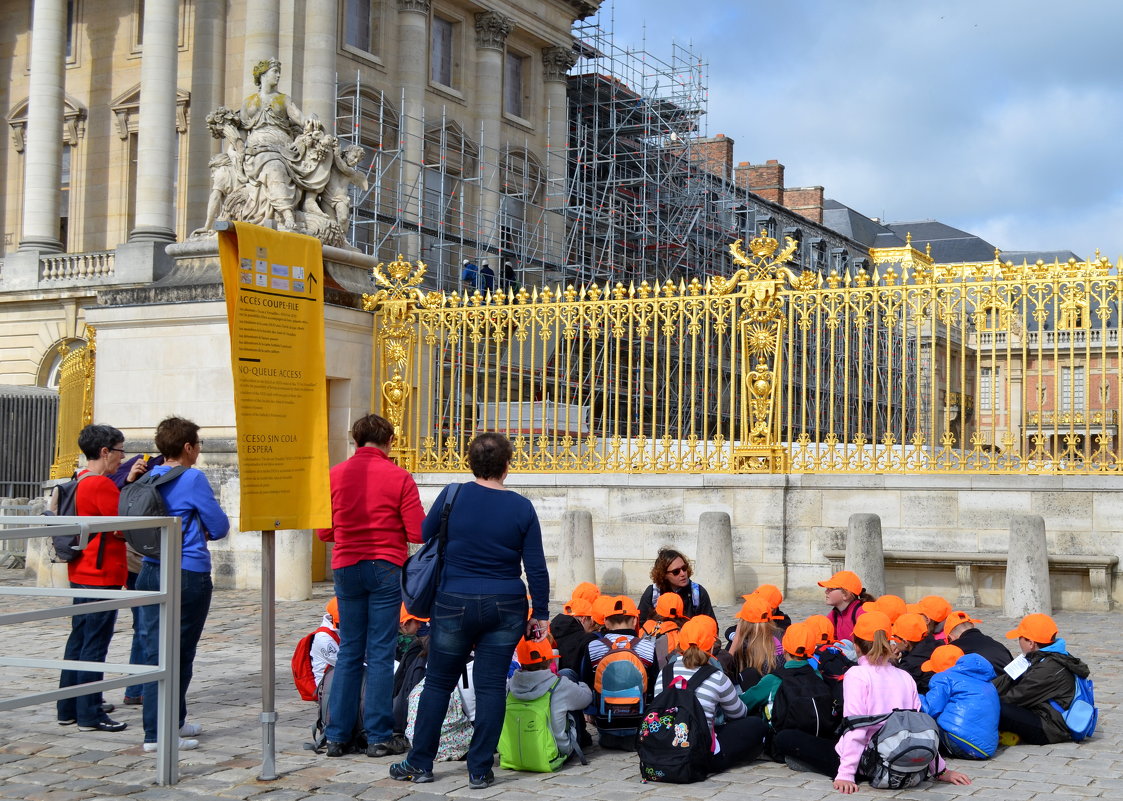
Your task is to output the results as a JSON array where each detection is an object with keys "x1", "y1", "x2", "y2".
[
  {"x1": 57, "y1": 583, "x2": 119, "y2": 726},
  {"x1": 326, "y1": 559, "x2": 402, "y2": 745},
  {"x1": 124, "y1": 570, "x2": 145, "y2": 699},
  {"x1": 407, "y1": 591, "x2": 527, "y2": 776},
  {"x1": 136, "y1": 562, "x2": 214, "y2": 743}
]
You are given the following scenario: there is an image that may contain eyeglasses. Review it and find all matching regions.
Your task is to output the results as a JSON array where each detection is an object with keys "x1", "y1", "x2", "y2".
[
  {"x1": 667, "y1": 566, "x2": 688, "y2": 577},
  {"x1": 109, "y1": 447, "x2": 125, "y2": 455}
]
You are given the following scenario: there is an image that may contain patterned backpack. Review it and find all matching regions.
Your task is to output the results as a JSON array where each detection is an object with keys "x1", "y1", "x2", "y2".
[{"x1": 636, "y1": 664, "x2": 715, "y2": 784}]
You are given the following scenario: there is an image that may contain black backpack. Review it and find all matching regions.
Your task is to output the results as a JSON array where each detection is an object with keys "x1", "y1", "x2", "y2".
[
  {"x1": 118, "y1": 466, "x2": 189, "y2": 558},
  {"x1": 637, "y1": 664, "x2": 716, "y2": 784},
  {"x1": 768, "y1": 663, "x2": 840, "y2": 737},
  {"x1": 48, "y1": 473, "x2": 103, "y2": 564}
]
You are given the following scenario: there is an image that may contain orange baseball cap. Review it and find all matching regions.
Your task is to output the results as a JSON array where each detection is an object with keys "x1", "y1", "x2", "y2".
[
  {"x1": 679, "y1": 616, "x2": 717, "y2": 653},
  {"x1": 852, "y1": 610, "x2": 892, "y2": 640},
  {"x1": 781, "y1": 622, "x2": 818, "y2": 659},
  {"x1": 564, "y1": 597, "x2": 594, "y2": 617},
  {"x1": 874, "y1": 594, "x2": 907, "y2": 623},
  {"x1": 515, "y1": 637, "x2": 558, "y2": 666},
  {"x1": 400, "y1": 603, "x2": 429, "y2": 625},
  {"x1": 735, "y1": 594, "x2": 783, "y2": 623},
  {"x1": 1006, "y1": 613, "x2": 1058, "y2": 643},
  {"x1": 605, "y1": 595, "x2": 639, "y2": 619},
  {"x1": 325, "y1": 597, "x2": 339, "y2": 626},
  {"x1": 914, "y1": 595, "x2": 952, "y2": 623},
  {"x1": 804, "y1": 614, "x2": 835, "y2": 644},
  {"x1": 655, "y1": 592, "x2": 685, "y2": 619},
  {"x1": 892, "y1": 613, "x2": 929, "y2": 644},
  {"x1": 921, "y1": 644, "x2": 965, "y2": 674},
  {"x1": 944, "y1": 610, "x2": 981, "y2": 633},
  {"x1": 591, "y1": 595, "x2": 615, "y2": 625},
  {"x1": 818, "y1": 570, "x2": 863, "y2": 596},
  {"x1": 753, "y1": 583, "x2": 784, "y2": 609},
  {"x1": 570, "y1": 582, "x2": 600, "y2": 603}
]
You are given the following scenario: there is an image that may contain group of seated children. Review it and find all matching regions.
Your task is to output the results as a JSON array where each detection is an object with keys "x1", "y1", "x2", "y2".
[{"x1": 297, "y1": 565, "x2": 1094, "y2": 791}]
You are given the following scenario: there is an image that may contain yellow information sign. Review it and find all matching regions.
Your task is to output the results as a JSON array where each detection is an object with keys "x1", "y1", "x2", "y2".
[{"x1": 218, "y1": 222, "x2": 331, "y2": 531}]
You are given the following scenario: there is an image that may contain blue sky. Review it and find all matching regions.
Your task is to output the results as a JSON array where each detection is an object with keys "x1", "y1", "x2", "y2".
[{"x1": 597, "y1": 1, "x2": 1123, "y2": 261}]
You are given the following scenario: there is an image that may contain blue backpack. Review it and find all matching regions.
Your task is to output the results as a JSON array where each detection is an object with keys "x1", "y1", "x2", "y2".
[{"x1": 1050, "y1": 674, "x2": 1097, "y2": 742}]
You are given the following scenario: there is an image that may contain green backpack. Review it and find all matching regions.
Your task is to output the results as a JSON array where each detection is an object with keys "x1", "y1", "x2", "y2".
[{"x1": 498, "y1": 678, "x2": 566, "y2": 773}]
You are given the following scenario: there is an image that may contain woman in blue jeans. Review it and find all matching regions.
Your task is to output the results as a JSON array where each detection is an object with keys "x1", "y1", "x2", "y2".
[{"x1": 391, "y1": 432, "x2": 549, "y2": 789}]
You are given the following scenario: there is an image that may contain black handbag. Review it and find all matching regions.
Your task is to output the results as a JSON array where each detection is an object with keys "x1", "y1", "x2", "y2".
[{"x1": 400, "y1": 483, "x2": 461, "y2": 617}]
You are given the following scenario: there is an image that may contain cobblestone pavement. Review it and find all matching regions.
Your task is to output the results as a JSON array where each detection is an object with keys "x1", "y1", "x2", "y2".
[{"x1": 1, "y1": 571, "x2": 1120, "y2": 801}]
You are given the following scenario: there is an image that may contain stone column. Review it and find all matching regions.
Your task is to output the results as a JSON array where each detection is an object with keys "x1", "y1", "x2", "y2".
[
  {"x1": 1005, "y1": 513, "x2": 1052, "y2": 617},
  {"x1": 845, "y1": 513, "x2": 885, "y2": 597},
  {"x1": 473, "y1": 12, "x2": 512, "y2": 259},
  {"x1": 128, "y1": 0, "x2": 179, "y2": 243},
  {"x1": 695, "y1": 511, "x2": 736, "y2": 605},
  {"x1": 276, "y1": 530, "x2": 313, "y2": 601},
  {"x1": 556, "y1": 510, "x2": 596, "y2": 595},
  {"x1": 396, "y1": 0, "x2": 431, "y2": 261},
  {"x1": 185, "y1": 0, "x2": 227, "y2": 233},
  {"x1": 303, "y1": 0, "x2": 338, "y2": 127},
  {"x1": 242, "y1": 0, "x2": 280, "y2": 97},
  {"x1": 19, "y1": 0, "x2": 67, "y2": 253},
  {"x1": 540, "y1": 45, "x2": 576, "y2": 284}
]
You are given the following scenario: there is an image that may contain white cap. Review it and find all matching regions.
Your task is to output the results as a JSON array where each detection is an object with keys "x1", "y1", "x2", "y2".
[{"x1": 463, "y1": 259, "x2": 469, "y2": 265}]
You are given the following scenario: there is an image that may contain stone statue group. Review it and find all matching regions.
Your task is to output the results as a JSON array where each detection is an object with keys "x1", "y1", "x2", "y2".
[{"x1": 194, "y1": 59, "x2": 368, "y2": 248}]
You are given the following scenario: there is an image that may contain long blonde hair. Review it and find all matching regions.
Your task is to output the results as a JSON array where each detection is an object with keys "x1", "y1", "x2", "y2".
[
  {"x1": 853, "y1": 630, "x2": 895, "y2": 665},
  {"x1": 730, "y1": 619, "x2": 780, "y2": 675}
]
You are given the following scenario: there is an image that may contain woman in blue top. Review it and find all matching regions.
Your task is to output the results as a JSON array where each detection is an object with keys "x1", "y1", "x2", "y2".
[
  {"x1": 391, "y1": 433, "x2": 548, "y2": 789},
  {"x1": 136, "y1": 417, "x2": 229, "y2": 751}
]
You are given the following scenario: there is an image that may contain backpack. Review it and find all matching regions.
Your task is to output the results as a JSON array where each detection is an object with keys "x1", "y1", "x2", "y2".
[
  {"x1": 841, "y1": 709, "x2": 940, "y2": 790},
  {"x1": 393, "y1": 639, "x2": 429, "y2": 734},
  {"x1": 593, "y1": 634, "x2": 649, "y2": 720},
  {"x1": 118, "y1": 466, "x2": 189, "y2": 558},
  {"x1": 637, "y1": 664, "x2": 716, "y2": 784},
  {"x1": 767, "y1": 663, "x2": 840, "y2": 737},
  {"x1": 1050, "y1": 673, "x2": 1098, "y2": 742},
  {"x1": 306, "y1": 666, "x2": 365, "y2": 754},
  {"x1": 291, "y1": 626, "x2": 339, "y2": 702},
  {"x1": 47, "y1": 473, "x2": 101, "y2": 564},
  {"x1": 498, "y1": 678, "x2": 566, "y2": 772}
]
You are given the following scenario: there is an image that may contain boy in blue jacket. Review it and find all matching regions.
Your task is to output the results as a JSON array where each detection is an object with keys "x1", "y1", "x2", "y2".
[{"x1": 920, "y1": 644, "x2": 1000, "y2": 759}]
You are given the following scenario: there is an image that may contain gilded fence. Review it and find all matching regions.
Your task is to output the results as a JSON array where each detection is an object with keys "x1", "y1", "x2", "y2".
[
  {"x1": 366, "y1": 236, "x2": 1123, "y2": 475},
  {"x1": 49, "y1": 331, "x2": 96, "y2": 480}
]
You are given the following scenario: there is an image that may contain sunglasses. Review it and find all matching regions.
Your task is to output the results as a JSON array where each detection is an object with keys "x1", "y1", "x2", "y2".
[{"x1": 667, "y1": 566, "x2": 688, "y2": 576}]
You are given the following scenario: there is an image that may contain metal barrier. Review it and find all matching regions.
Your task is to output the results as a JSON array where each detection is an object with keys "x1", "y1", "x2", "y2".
[{"x1": 0, "y1": 515, "x2": 183, "y2": 785}]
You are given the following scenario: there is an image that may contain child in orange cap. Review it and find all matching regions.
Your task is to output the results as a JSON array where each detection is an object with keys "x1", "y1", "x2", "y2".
[
  {"x1": 893, "y1": 612, "x2": 939, "y2": 692},
  {"x1": 943, "y1": 611, "x2": 1013, "y2": 674},
  {"x1": 643, "y1": 592, "x2": 689, "y2": 669},
  {"x1": 583, "y1": 595, "x2": 656, "y2": 750},
  {"x1": 864, "y1": 594, "x2": 906, "y2": 624},
  {"x1": 918, "y1": 644, "x2": 1000, "y2": 759},
  {"x1": 753, "y1": 583, "x2": 793, "y2": 630},
  {"x1": 311, "y1": 598, "x2": 342, "y2": 690},
  {"x1": 911, "y1": 595, "x2": 953, "y2": 642},
  {"x1": 647, "y1": 616, "x2": 769, "y2": 776},
  {"x1": 500, "y1": 637, "x2": 593, "y2": 769},
  {"x1": 729, "y1": 595, "x2": 784, "y2": 690},
  {"x1": 804, "y1": 614, "x2": 854, "y2": 707},
  {"x1": 818, "y1": 570, "x2": 874, "y2": 643},
  {"x1": 769, "y1": 623, "x2": 844, "y2": 770},
  {"x1": 551, "y1": 590, "x2": 600, "y2": 674},
  {"x1": 993, "y1": 613, "x2": 1093, "y2": 745}
]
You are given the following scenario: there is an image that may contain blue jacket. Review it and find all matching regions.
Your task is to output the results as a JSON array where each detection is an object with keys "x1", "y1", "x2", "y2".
[{"x1": 920, "y1": 653, "x2": 999, "y2": 758}]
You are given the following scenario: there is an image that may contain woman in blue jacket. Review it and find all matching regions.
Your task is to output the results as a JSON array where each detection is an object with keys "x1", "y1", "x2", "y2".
[{"x1": 919, "y1": 644, "x2": 1000, "y2": 758}]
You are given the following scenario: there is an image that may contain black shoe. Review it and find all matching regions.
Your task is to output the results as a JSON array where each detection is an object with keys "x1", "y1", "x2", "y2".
[
  {"x1": 325, "y1": 741, "x2": 346, "y2": 758},
  {"x1": 469, "y1": 770, "x2": 495, "y2": 789},
  {"x1": 389, "y1": 733, "x2": 411, "y2": 754},
  {"x1": 99, "y1": 703, "x2": 116, "y2": 714},
  {"x1": 389, "y1": 760, "x2": 434, "y2": 783},
  {"x1": 367, "y1": 742, "x2": 391, "y2": 758},
  {"x1": 77, "y1": 718, "x2": 127, "y2": 732},
  {"x1": 123, "y1": 696, "x2": 143, "y2": 706}
]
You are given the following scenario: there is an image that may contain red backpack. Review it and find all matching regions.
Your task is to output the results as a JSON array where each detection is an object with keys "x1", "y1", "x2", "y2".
[{"x1": 292, "y1": 626, "x2": 339, "y2": 701}]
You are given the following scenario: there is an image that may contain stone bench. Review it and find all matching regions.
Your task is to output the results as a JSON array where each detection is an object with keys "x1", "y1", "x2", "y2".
[{"x1": 822, "y1": 550, "x2": 1118, "y2": 612}]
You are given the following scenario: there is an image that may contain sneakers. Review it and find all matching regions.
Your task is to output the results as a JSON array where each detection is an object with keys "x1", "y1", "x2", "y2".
[
  {"x1": 58, "y1": 718, "x2": 76, "y2": 726},
  {"x1": 143, "y1": 738, "x2": 199, "y2": 752},
  {"x1": 367, "y1": 736, "x2": 408, "y2": 758},
  {"x1": 77, "y1": 718, "x2": 127, "y2": 732},
  {"x1": 179, "y1": 722, "x2": 203, "y2": 737},
  {"x1": 325, "y1": 741, "x2": 346, "y2": 758},
  {"x1": 389, "y1": 733, "x2": 411, "y2": 753},
  {"x1": 468, "y1": 771, "x2": 495, "y2": 789},
  {"x1": 123, "y1": 696, "x2": 143, "y2": 706},
  {"x1": 389, "y1": 760, "x2": 434, "y2": 783},
  {"x1": 99, "y1": 703, "x2": 116, "y2": 714}
]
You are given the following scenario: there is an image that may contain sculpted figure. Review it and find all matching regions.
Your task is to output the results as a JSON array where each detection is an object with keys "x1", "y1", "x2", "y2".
[{"x1": 320, "y1": 145, "x2": 369, "y2": 227}]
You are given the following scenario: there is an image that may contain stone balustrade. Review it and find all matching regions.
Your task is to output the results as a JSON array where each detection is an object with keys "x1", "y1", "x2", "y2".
[{"x1": 39, "y1": 250, "x2": 116, "y2": 282}]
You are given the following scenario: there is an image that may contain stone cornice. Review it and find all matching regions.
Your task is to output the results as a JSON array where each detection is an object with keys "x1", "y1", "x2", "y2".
[
  {"x1": 474, "y1": 11, "x2": 513, "y2": 50},
  {"x1": 541, "y1": 45, "x2": 578, "y2": 82},
  {"x1": 396, "y1": 0, "x2": 431, "y2": 13},
  {"x1": 564, "y1": 0, "x2": 599, "y2": 21}
]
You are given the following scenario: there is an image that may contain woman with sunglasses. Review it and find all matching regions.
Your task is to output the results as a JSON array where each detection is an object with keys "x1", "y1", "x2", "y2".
[{"x1": 637, "y1": 548, "x2": 716, "y2": 626}]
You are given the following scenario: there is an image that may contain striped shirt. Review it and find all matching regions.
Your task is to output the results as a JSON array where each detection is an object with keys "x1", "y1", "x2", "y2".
[
  {"x1": 652, "y1": 660, "x2": 747, "y2": 728},
  {"x1": 587, "y1": 632, "x2": 657, "y2": 666}
]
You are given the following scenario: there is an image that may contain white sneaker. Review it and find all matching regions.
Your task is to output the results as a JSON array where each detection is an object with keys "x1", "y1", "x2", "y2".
[
  {"x1": 143, "y1": 738, "x2": 199, "y2": 752},
  {"x1": 179, "y1": 723, "x2": 203, "y2": 736}
]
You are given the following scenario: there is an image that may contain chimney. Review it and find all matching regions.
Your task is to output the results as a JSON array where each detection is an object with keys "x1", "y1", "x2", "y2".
[
  {"x1": 784, "y1": 186, "x2": 825, "y2": 224},
  {"x1": 735, "y1": 159, "x2": 784, "y2": 205},
  {"x1": 689, "y1": 134, "x2": 734, "y2": 181}
]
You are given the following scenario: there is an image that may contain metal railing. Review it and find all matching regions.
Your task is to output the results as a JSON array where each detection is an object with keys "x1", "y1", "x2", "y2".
[
  {"x1": 0, "y1": 515, "x2": 183, "y2": 785},
  {"x1": 365, "y1": 240, "x2": 1123, "y2": 474}
]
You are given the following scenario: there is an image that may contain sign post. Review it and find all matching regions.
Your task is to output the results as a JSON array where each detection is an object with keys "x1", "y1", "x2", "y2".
[{"x1": 217, "y1": 221, "x2": 331, "y2": 780}]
